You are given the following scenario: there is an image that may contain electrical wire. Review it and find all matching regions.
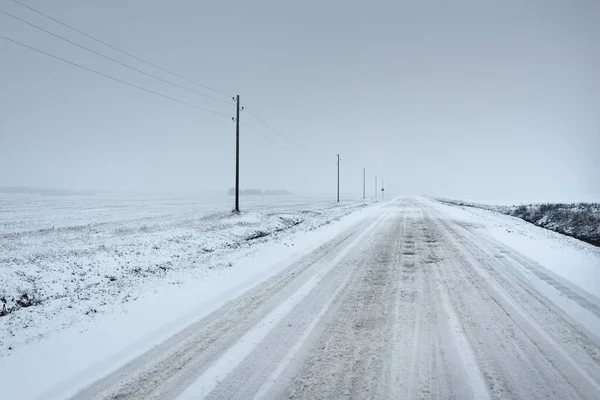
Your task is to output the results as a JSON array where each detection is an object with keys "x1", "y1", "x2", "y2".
[
  {"x1": 0, "y1": 8, "x2": 230, "y2": 104},
  {"x1": 243, "y1": 106, "x2": 287, "y2": 140},
  {"x1": 2, "y1": 2, "x2": 369, "y2": 178},
  {"x1": 0, "y1": 35, "x2": 231, "y2": 117},
  {"x1": 239, "y1": 121, "x2": 318, "y2": 162},
  {"x1": 10, "y1": 0, "x2": 232, "y2": 99},
  {"x1": 242, "y1": 104, "x2": 337, "y2": 162},
  {"x1": 2, "y1": 2, "x2": 374, "y2": 194},
  {"x1": 245, "y1": 106, "x2": 369, "y2": 172},
  {"x1": 239, "y1": 122, "x2": 288, "y2": 149}
]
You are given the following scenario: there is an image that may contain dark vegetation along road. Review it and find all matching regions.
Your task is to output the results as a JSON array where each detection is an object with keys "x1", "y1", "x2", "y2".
[
  {"x1": 437, "y1": 198, "x2": 600, "y2": 247},
  {"x1": 511, "y1": 203, "x2": 600, "y2": 247}
]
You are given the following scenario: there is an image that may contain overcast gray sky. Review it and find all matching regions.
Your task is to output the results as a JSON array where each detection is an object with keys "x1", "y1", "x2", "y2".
[{"x1": 1, "y1": 0, "x2": 599, "y2": 203}]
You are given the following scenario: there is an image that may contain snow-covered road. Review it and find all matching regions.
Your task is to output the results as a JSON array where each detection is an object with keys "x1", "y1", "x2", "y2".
[{"x1": 66, "y1": 197, "x2": 600, "y2": 400}]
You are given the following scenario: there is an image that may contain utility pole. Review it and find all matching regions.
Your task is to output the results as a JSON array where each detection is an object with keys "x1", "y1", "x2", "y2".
[
  {"x1": 375, "y1": 176, "x2": 377, "y2": 197},
  {"x1": 234, "y1": 95, "x2": 240, "y2": 213},
  {"x1": 336, "y1": 154, "x2": 340, "y2": 203},
  {"x1": 362, "y1": 168, "x2": 365, "y2": 200},
  {"x1": 382, "y1": 180, "x2": 385, "y2": 199}
]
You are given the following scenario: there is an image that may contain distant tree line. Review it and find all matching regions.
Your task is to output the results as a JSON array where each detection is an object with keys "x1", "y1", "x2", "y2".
[{"x1": 227, "y1": 188, "x2": 291, "y2": 196}]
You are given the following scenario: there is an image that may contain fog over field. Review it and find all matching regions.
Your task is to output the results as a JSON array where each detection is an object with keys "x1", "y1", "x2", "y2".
[{"x1": 1, "y1": 0, "x2": 599, "y2": 203}]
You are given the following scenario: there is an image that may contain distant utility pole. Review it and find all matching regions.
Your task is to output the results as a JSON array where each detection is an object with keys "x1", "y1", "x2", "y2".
[
  {"x1": 336, "y1": 154, "x2": 340, "y2": 203},
  {"x1": 363, "y1": 168, "x2": 365, "y2": 200},
  {"x1": 375, "y1": 176, "x2": 377, "y2": 197},
  {"x1": 234, "y1": 95, "x2": 241, "y2": 213},
  {"x1": 382, "y1": 180, "x2": 385, "y2": 199}
]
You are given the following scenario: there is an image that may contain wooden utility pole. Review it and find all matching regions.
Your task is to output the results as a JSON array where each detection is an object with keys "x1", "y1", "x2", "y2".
[
  {"x1": 363, "y1": 168, "x2": 365, "y2": 199},
  {"x1": 375, "y1": 176, "x2": 377, "y2": 197},
  {"x1": 336, "y1": 154, "x2": 340, "y2": 203},
  {"x1": 382, "y1": 180, "x2": 385, "y2": 199},
  {"x1": 234, "y1": 95, "x2": 240, "y2": 213}
]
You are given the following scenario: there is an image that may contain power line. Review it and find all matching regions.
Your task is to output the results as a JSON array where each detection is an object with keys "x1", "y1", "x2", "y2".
[
  {"x1": 243, "y1": 106, "x2": 364, "y2": 172},
  {"x1": 240, "y1": 122, "x2": 290, "y2": 150},
  {"x1": 243, "y1": 101, "x2": 373, "y2": 176},
  {"x1": 10, "y1": 0, "x2": 231, "y2": 99},
  {"x1": 243, "y1": 105, "x2": 332, "y2": 160},
  {"x1": 239, "y1": 121, "x2": 317, "y2": 162},
  {"x1": 0, "y1": 8, "x2": 229, "y2": 104},
  {"x1": 244, "y1": 104, "x2": 371, "y2": 179},
  {"x1": 3, "y1": 3, "x2": 375, "y2": 200},
  {"x1": 0, "y1": 35, "x2": 231, "y2": 117},
  {"x1": 243, "y1": 106, "x2": 286, "y2": 140},
  {"x1": 242, "y1": 107, "x2": 285, "y2": 141},
  {"x1": 244, "y1": 105, "x2": 369, "y2": 170}
]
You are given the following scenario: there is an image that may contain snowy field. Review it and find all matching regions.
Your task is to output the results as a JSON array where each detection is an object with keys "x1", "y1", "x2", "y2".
[{"x1": 0, "y1": 192, "x2": 373, "y2": 358}]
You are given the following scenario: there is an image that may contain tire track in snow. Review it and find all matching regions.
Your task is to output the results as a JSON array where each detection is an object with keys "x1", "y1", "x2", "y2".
[
  {"x1": 180, "y1": 212, "x2": 392, "y2": 399},
  {"x1": 69, "y1": 208, "x2": 389, "y2": 400},
  {"x1": 388, "y1": 201, "x2": 490, "y2": 400},
  {"x1": 281, "y1": 207, "x2": 405, "y2": 399},
  {"x1": 425, "y1": 206, "x2": 600, "y2": 399}
]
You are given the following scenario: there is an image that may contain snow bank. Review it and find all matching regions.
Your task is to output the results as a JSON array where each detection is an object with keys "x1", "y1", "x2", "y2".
[
  {"x1": 435, "y1": 197, "x2": 600, "y2": 247},
  {"x1": 0, "y1": 193, "x2": 374, "y2": 360},
  {"x1": 428, "y1": 198, "x2": 600, "y2": 299}
]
